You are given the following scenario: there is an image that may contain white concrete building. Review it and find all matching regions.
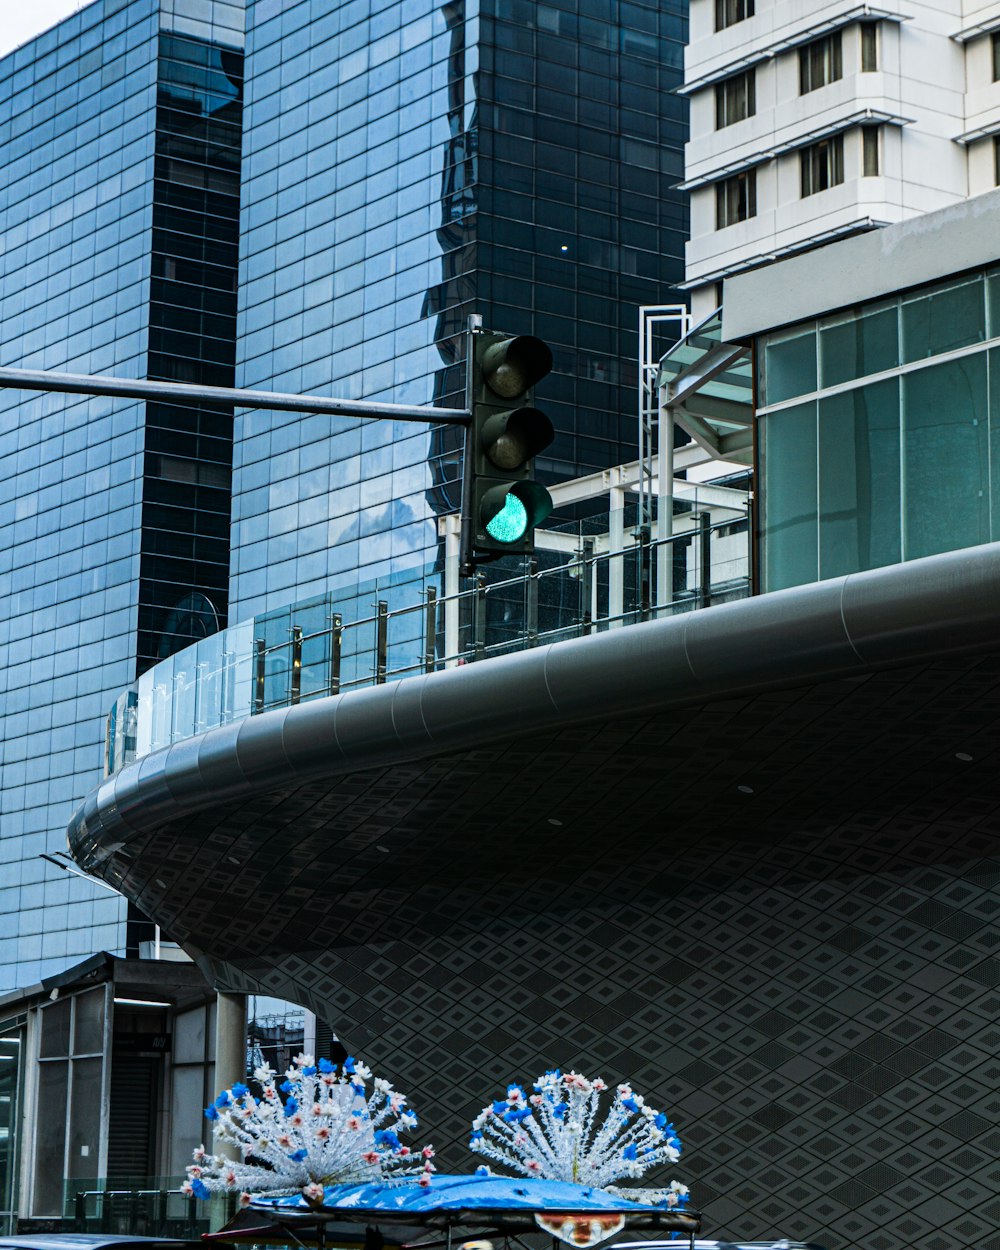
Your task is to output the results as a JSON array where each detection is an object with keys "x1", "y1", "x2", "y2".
[{"x1": 682, "y1": 0, "x2": 1000, "y2": 318}]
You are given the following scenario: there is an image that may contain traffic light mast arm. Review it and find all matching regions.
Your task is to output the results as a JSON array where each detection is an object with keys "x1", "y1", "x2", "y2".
[{"x1": 0, "y1": 367, "x2": 472, "y2": 426}]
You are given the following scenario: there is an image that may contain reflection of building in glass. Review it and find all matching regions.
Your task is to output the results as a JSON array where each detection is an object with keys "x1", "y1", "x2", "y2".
[{"x1": 231, "y1": 0, "x2": 690, "y2": 620}]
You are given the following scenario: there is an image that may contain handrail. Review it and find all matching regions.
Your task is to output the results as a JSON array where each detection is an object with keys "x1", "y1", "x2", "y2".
[{"x1": 106, "y1": 508, "x2": 750, "y2": 775}]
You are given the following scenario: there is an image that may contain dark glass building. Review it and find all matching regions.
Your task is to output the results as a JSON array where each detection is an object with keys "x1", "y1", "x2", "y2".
[{"x1": 231, "y1": 0, "x2": 689, "y2": 618}]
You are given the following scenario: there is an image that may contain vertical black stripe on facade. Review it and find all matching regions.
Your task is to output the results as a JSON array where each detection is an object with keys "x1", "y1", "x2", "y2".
[{"x1": 135, "y1": 33, "x2": 243, "y2": 678}]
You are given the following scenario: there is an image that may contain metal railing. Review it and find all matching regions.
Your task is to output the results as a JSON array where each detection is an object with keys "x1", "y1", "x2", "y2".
[
  {"x1": 106, "y1": 503, "x2": 749, "y2": 775},
  {"x1": 69, "y1": 1179, "x2": 208, "y2": 1237}
]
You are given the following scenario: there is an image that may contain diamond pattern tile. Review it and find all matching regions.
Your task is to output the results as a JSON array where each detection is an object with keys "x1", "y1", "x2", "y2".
[{"x1": 77, "y1": 654, "x2": 1000, "y2": 1249}]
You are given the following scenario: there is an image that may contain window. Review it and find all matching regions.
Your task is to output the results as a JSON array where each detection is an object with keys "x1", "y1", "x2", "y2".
[
  {"x1": 800, "y1": 135, "x2": 844, "y2": 196},
  {"x1": 861, "y1": 24, "x2": 878, "y2": 71},
  {"x1": 799, "y1": 32, "x2": 843, "y2": 93},
  {"x1": 716, "y1": 169, "x2": 757, "y2": 228},
  {"x1": 863, "y1": 127, "x2": 880, "y2": 176},
  {"x1": 715, "y1": 0, "x2": 754, "y2": 32},
  {"x1": 992, "y1": 31, "x2": 1000, "y2": 81},
  {"x1": 715, "y1": 69, "x2": 756, "y2": 128}
]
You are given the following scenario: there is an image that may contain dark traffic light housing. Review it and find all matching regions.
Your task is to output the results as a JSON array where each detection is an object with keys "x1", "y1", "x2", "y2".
[{"x1": 460, "y1": 327, "x2": 554, "y2": 571}]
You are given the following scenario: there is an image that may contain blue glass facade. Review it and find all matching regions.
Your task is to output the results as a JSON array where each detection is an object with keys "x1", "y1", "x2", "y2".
[
  {"x1": 231, "y1": 0, "x2": 688, "y2": 618},
  {"x1": 0, "y1": 0, "x2": 243, "y2": 994}
]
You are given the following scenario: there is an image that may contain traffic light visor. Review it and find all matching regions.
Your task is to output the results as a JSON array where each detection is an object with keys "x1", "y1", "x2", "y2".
[{"x1": 481, "y1": 335, "x2": 553, "y2": 399}]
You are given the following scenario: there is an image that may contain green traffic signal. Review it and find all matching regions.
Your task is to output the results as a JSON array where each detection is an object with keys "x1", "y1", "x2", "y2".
[
  {"x1": 486, "y1": 492, "x2": 528, "y2": 543},
  {"x1": 479, "y1": 480, "x2": 554, "y2": 545},
  {"x1": 461, "y1": 327, "x2": 555, "y2": 568}
]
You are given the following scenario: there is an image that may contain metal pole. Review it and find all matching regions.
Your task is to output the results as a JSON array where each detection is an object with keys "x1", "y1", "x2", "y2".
[
  {"x1": 423, "y1": 586, "x2": 438, "y2": 674},
  {"x1": 459, "y1": 314, "x2": 482, "y2": 576},
  {"x1": 579, "y1": 537, "x2": 594, "y2": 636},
  {"x1": 658, "y1": 401, "x2": 675, "y2": 615},
  {"x1": 329, "y1": 613, "x2": 342, "y2": 695},
  {"x1": 253, "y1": 639, "x2": 265, "y2": 714},
  {"x1": 290, "y1": 626, "x2": 302, "y2": 705},
  {"x1": 698, "y1": 510, "x2": 712, "y2": 609},
  {"x1": 0, "y1": 365, "x2": 471, "y2": 426},
  {"x1": 375, "y1": 601, "x2": 388, "y2": 684},
  {"x1": 526, "y1": 556, "x2": 539, "y2": 647},
  {"x1": 637, "y1": 523, "x2": 651, "y2": 622},
  {"x1": 473, "y1": 571, "x2": 487, "y2": 661},
  {"x1": 608, "y1": 481, "x2": 625, "y2": 628}
]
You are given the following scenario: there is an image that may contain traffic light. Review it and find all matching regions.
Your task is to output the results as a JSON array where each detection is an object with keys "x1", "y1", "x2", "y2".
[{"x1": 461, "y1": 328, "x2": 554, "y2": 569}]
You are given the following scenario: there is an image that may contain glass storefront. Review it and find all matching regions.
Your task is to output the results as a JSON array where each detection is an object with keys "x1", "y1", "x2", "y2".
[{"x1": 758, "y1": 268, "x2": 1000, "y2": 590}]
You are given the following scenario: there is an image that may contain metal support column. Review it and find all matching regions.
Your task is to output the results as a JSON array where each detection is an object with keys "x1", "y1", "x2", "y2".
[
  {"x1": 290, "y1": 625, "x2": 302, "y2": 705},
  {"x1": 423, "y1": 586, "x2": 438, "y2": 674},
  {"x1": 329, "y1": 613, "x2": 342, "y2": 695},
  {"x1": 657, "y1": 401, "x2": 675, "y2": 616},
  {"x1": 526, "y1": 557, "x2": 539, "y2": 647},
  {"x1": 697, "y1": 510, "x2": 712, "y2": 609},
  {"x1": 253, "y1": 639, "x2": 265, "y2": 714},
  {"x1": 473, "y1": 572, "x2": 487, "y2": 661},
  {"x1": 578, "y1": 537, "x2": 595, "y2": 636},
  {"x1": 211, "y1": 992, "x2": 246, "y2": 1230},
  {"x1": 608, "y1": 483, "x2": 626, "y2": 628},
  {"x1": 636, "y1": 524, "x2": 651, "y2": 622},
  {"x1": 375, "y1": 601, "x2": 388, "y2": 684}
]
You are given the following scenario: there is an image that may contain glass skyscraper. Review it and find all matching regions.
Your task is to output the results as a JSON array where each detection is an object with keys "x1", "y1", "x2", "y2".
[
  {"x1": 0, "y1": 0, "x2": 690, "y2": 1044},
  {"x1": 231, "y1": 0, "x2": 688, "y2": 618},
  {"x1": 0, "y1": 0, "x2": 243, "y2": 994}
]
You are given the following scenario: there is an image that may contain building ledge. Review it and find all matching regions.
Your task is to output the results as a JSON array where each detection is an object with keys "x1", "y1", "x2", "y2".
[
  {"x1": 681, "y1": 5, "x2": 907, "y2": 96},
  {"x1": 679, "y1": 109, "x2": 912, "y2": 191},
  {"x1": 681, "y1": 216, "x2": 886, "y2": 290}
]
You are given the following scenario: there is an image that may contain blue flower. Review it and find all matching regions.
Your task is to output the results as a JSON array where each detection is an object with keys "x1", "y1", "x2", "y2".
[
  {"x1": 289, "y1": 1148, "x2": 308, "y2": 1161},
  {"x1": 552, "y1": 1102, "x2": 568, "y2": 1121},
  {"x1": 303, "y1": 1065, "x2": 317, "y2": 1077},
  {"x1": 622, "y1": 1096, "x2": 640, "y2": 1113},
  {"x1": 231, "y1": 1083, "x2": 249, "y2": 1098},
  {"x1": 343, "y1": 1056, "x2": 356, "y2": 1074},
  {"x1": 203, "y1": 1104, "x2": 219, "y2": 1121},
  {"x1": 469, "y1": 1131, "x2": 483, "y2": 1143},
  {"x1": 279, "y1": 1080, "x2": 294, "y2": 1093},
  {"x1": 375, "y1": 1130, "x2": 401, "y2": 1150},
  {"x1": 475, "y1": 1166, "x2": 490, "y2": 1177},
  {"x1": 654, "y1": 1113, "x2": 667, "y2": 1129},
  {"x1": 622, "y1": 1144, "x2": 638, "y2": 1161},
  {"x1": 215, "y1": 1091, "x2": 230, "y2": 1108},
  {"x1": 492, "y1": 1100, "x2": 508, "y2": 1116},
  {"x1": 351, "y1": 1083, "x2": 365, "y2": 1095},
  {"x1": 284, "y1": 1097, "x2": 299, "y2": 1117},
  {"x1": 191, "y1": 1178, "x2": 210, "y2": 1201},
  {"x1": 318, "y1": 1058, "x2": 336, "y2": 1073},
  {"x1": 504, "y1": 1107, "x2": 532, "y2": 1123}
]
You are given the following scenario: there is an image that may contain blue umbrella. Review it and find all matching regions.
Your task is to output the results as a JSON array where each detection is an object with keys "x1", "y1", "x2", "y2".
[{"x1": 212, "y1": 1173, "x2": 700, "y2": 1250}]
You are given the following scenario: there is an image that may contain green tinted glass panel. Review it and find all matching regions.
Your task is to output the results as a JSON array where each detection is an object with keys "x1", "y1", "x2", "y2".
[
  {"x1": 820, "y1": 306, "x2": 899, "y2": 387},
  {"x1": 988, "y1": 272, "x2": 1000, "y2": 338},
  {"x1": 901, "y1": 277, "x2": 986, "y2": 364},
  {"x1": 762, "y1": 401, "x2": 818, "y2": 591},
  {"x1": 818, "y1": 378, "x2": 900, "y2": 579},
  {"x1": 990, "y1": 347, "x2": 1000, "y2": 540},
  {"x1": 902, "y1": 354, "x2": 989, "y2": 559},
  {"x1": 763, "y1": 329, "x2": 817, "y2": 404}
]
